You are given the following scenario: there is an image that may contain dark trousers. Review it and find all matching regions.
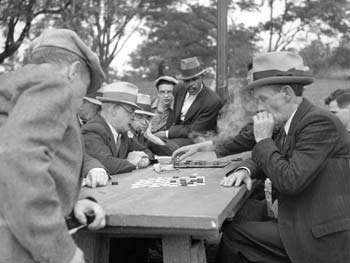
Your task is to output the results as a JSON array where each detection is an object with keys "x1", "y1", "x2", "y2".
[{"x1": 216, "y1": 199, "x2": 290, "y2": 263}]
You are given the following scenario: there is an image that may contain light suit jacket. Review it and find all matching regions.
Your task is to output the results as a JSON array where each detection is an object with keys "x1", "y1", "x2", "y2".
[{"x1": 0, "y1": 64, "x2": 101, "y2": 263}]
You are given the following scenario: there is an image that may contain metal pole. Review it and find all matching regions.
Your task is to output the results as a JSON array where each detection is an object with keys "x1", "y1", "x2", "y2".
[{"x1": 216, "y1": 0, "x2": 228, "y2": 99}]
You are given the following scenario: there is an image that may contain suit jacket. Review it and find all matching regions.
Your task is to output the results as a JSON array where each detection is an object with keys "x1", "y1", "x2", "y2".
[
  {"x1": 241, "y1": 98, "x2": 350, "y2": 263},
  {"x1": 82, "y1": 114, "x2": 150, "y2": 175},
  {"x1": 168, "y1": 84, "x2": 222, "y2": 138},
  {"x1": 0, "y1": 64, "x2": 98, "y2": 263}
]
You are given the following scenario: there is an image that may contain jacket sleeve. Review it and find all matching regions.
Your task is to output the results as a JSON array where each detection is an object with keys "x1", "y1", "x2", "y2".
[
  {"x1": 82, "y1": 150, "x2": 107, "y2": 177},
  {"x1": 168, "y1": 99, "x2": 222, "y2": 138},
  {"x1": 252, "y1": 114, "x2": 340, "y2": 195},
  {"x1": 0, "y1": 76, "x2": 77, "y2": 263},
  {"x1": 213, "y1": 122, "x2": 256, "y2": 157},
  {"x1": 83, "y1": 130, "x2": 136, "y2": 175}
]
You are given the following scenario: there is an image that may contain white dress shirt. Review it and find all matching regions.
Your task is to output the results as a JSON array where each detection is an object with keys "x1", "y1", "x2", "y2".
[{"x1": 180, "y1": 85, "x2": 203, "y2": 121}]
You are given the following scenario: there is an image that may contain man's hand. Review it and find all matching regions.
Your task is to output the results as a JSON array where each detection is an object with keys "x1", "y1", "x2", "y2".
[
  {"x1": 85, "y1": 168, "x2": 109, "y2": 188},
  {"x1": 171, "y1": 141, "x2": 213, "y2": 162},
  {"x1": 73, "y1": 199, "x2": 106, "y2": 230},
  {"x1": 70, "y1": 248, "x2": 85, "y2": 263},
  {"x1": 253, "y1": 111, "x2": 274, "y2": 143},
  {"x1": 127, "y1": 151, "x2": 150, "y2": 169},
  {"x1": 220, "y1": 169, "x2": 252, "y2": 190},
  {"x1": 154, "y1": 130, "x2": 167, "y2": 138}
]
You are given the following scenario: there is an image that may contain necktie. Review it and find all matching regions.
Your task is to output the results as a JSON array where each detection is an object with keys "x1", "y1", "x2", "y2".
[
  {"x1": 275, "y1": 128, "x2": 286, "y2": 150},
  {"x1": 115, "y1": 134, "x2": 121, "y2": 157}
]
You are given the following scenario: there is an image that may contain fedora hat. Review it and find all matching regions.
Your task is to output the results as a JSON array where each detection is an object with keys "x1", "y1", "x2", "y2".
[
  {"x1": 177, "y1": 57, "x2": 207, "y2": 80},
  {"x1": 246, "y1": 51, "x2": 314, "y2": 89},
  {"x1": 84, "y1": 89, "x2": 103, "y2": 106},
  {"x1": 97, "y1": 82, "x2": 141, "y2": 109},
  {"x1": 134, "y1": 94, "x2": 156, "y2": 117},
  {"x1": 29, "y1": 28, "x2": 105, "y2": 93}
]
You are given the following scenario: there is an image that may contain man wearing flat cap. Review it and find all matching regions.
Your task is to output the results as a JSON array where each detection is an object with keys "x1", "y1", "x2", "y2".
[
  {"x1": 0, "y1": 28, "x2": 107, "y2": 263},
  {"x1": 153, "y1": 57, "x2": 222, "y2": 154},
  {"x1": 215, "y1": 52, "x2": 350, "y2": 263},
  {"x1": 79, "y1": 89, "x2": 103, "y2": 126},
  {"x1": 82, "y1": 82, "x2": 152, "y2": 175}
]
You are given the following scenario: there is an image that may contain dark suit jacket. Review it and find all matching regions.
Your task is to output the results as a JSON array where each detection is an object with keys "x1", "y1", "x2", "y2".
[
  {"x1": 168, "y1": 84, "x2": 222, "y2": 138},
  {"x1": 0, "y1": 64, "x2": 99, "y2": 263},
  {"x1": 240, "y1": 98, "x2": 350, "y2": 262},
  {"x1": 82, "y1": 115, "x2": 150, "y2": 175}
]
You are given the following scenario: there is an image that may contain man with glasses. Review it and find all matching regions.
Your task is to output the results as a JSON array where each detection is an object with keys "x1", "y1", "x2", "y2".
[
  {"x1": 153, "y1": 57, "x2": 222, "y2": 154},
  {"x1": 82, "y1": 82, "x2": 151, "y2": 175}
]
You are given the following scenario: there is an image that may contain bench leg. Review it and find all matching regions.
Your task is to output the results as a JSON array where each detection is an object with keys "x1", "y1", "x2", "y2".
[
  {"x1": 162, "y1": 236, "x2": 207, "y2": 263},
  {"x1": 74, "y1": 232, "x2": 110, "y2": 263}
]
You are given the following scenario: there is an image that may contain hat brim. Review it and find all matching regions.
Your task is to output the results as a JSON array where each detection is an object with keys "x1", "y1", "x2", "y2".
[
  {"x1": 134, "y1": 110, "x2": 157, "y2": 117},
  {"x1": 84, "y1": 97, "x2": 102, "y2": 106},
  {"x1": 246, "y1": 76, "x2": 314, "y2": 89},
  {"x1": 96, "y1": 97, "x2": 142, "y2": 110},
  {"x1": 177, "y1": 69, "x2": 208, "y2": 80}
]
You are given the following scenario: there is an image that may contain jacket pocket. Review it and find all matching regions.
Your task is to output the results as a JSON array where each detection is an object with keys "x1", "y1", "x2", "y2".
[{"x1": 312, "y1": 218, "x2": 350, "y2": 238}]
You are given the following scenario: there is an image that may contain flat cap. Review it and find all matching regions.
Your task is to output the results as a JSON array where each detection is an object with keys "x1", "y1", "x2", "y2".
[{"x1": 29, "y1": 28, "x2": 105, "y2": 93}]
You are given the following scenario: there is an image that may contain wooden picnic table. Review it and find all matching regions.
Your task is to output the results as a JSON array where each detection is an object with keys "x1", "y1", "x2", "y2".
[{"x1": 75, "y1": 152, "x2": 252, "y2": 263}]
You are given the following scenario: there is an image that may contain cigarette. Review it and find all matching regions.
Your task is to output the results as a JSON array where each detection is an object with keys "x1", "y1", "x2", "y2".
[{"x1": 68, "y1": 224, "x2": 86, "y2": 235}]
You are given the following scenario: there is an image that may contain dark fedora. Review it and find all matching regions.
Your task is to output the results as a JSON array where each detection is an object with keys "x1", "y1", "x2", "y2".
[
  {"x1": 246, "y1": 51, "x2": 314, "y2": 89},
  {"x1": 177, "y1": 57, "x2": 207, "y2": 80}
]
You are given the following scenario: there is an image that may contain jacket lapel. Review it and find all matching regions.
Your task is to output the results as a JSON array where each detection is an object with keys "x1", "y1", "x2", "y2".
[
  {"x1": 183, "y1": 85, "x2": 206, "y2": 122},
  {"x1": 283, "y1": 98, "x2": 313, "y2": 153},
  {"x1": 174, "y1": 87, "x2": 187, "y2": 122},
  {"x1": 99, "y1": 115, "x2": 118, "y2": 156}
]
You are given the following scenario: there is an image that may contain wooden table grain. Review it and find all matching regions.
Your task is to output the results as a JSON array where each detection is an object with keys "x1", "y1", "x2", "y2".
[{"x1": 75, "y1": 152, "x2": 252, "y2": 263}]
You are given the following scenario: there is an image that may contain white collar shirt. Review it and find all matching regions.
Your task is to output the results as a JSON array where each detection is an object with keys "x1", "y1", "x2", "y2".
[{"x1": 180, "y1": 84, "x2": 203, "y2": 121}]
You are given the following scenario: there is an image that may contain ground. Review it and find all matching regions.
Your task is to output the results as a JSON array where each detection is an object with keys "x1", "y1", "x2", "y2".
[{"x1": 141, "y1": 77, "x2": 350, "y2": 263}]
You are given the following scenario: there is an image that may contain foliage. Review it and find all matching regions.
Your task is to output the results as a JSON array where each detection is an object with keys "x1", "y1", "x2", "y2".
[
  {"x1": 0, "y1": 0, "x2": 71, "y2": 63},
  {"x1": 129, "y1": 2, "x2": 259, "y2": 79}
]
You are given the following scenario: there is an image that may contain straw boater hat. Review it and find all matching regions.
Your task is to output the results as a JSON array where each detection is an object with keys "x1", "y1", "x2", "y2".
[
  {"x1": 97, "y1": 81, "x2": 141, "y2": 110},
  {"x1": 154, "y1": 76, "x2": 179, "y2": 88},
  {"x1": 84, "y1": 89, "x2": 103, "y2": 106},
  {"x1": 134, "y1": 94, "x2": 156, "y2": 117},
  {"x1": 246, "y1": 51, "x2": 314, "y2": 89},
  {"x1": 29, "y1": 28, "x2": 105, "y2": 93},
  {"x1": 177, "y1": 57, "x2": 208, "y2": 80}
]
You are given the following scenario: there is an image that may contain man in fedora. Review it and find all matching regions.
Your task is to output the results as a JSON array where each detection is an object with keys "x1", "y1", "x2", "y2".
[
  {"x1": 153, "y1": 57, "x2": 222, "y2": 154},
  {"x1": 216, "y1": 51, "x2": 350, "y2": 263},
  {"x1": 82, "y1": 82, "x2": 151, "y2": 175},
  {"x1": 0, "y1": 28, "x2": 107, "y2": 263},
  {"x1": 79, "y1": 89, "x2": 103, "y2": 125}
]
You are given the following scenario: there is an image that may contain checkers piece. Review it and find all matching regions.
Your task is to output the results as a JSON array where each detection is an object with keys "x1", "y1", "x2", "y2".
[{"x1": 112, "y1": 181, "x2": 119, "y2": 185}]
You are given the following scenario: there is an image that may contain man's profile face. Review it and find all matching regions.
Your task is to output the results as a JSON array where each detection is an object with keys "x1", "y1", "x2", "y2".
[
  {"x1": 329, "y1": 100, "x2": 350, "y2": 128},
  {"x1": 184, "y1": 75, "x2": 202, "y2": 95},
  {"x1": 79, "y1": 100, "x2": 100, "y2": 122},
  {"x1": 131, "y1": 113, "x2": 148, "y2": 133},
  {"x1": 157, "y1": 84, "x2": 174, "y2": 106},
  {"x1": 114, "y1": 104, "x2": 135, "y2": 132},
  {"x1": 253, "y1": 85, "x2": 290, "y2": 126}
]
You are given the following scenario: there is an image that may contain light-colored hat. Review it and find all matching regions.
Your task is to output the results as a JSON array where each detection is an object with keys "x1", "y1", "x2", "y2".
[
  {"x1": 154, "y1": 76, "x2": 178, "y2": 88},
  {"x1": 246, "y1": 51, "x2": 314, "y2": 89},
  {"x1": 84, "y1": 89, "x2": 103, "y2": 106},
  {"x1": 29, "y1": 28, "x2": 106, "y2": 93},
  {"x1": 177, "y1": 57, "x2": 207, "y2": 80},
  {"x1": 134, "y1": 94, "x2": 156, "y2": 117},
  {"x1": 97, "y1": 82, "x2": 141, "y2": 109}
]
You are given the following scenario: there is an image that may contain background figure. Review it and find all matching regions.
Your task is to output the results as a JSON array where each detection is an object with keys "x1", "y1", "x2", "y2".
[
  {"x1": 325, "y1": 89, "x2": 350, "y2": 131},
  {"x1": 0, "y1": 28, "x2": 106, "y2": 263},
  {"x1": 79, "y1": 90, "x2": 102, "y2": 125}
]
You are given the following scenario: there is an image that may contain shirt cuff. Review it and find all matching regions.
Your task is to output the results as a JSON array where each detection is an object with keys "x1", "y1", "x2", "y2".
[
  {"x1": 165, "y1": 130, "x2": 169, "y2": 139},
  {"x1": 226, "y1": 166, "x2": 251, "y2": 177}
]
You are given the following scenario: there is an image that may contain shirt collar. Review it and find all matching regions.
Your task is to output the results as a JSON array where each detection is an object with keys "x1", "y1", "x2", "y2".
[
  {"x1": 106, "y1": 120, "x2": 119, "y2": 143},
  {"x1": 284, "y1": 108, "x2": 298, "y2": 135}
]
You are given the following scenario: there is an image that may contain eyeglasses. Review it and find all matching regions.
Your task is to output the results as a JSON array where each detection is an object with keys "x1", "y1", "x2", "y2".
[{"x1": 119, "y1": 104, "x2": 135, "y2": 115}]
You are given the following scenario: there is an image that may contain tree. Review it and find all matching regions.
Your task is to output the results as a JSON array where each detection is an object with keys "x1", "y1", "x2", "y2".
[
  {"x1": 0, "y1": 0, "x2": 71, "y2": 63},
  {"x1": 35, "y1": 0, "x2": 177, "y2": 80},
  {"x1": 129, "y1": 1, "x2": 259, "y2": 79},
  {"x1": 260, "y1": 0, "x2": 350, "y2": 51},
  {"x1": 299, "y1": 40, "x2": 330, "y2": 75}
]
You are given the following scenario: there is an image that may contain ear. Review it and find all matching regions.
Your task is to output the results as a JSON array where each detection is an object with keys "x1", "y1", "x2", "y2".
[
  {"x1": 281, "y1": 85, "x2": 294, "y2": 102},
  {"x1": 67, "y1": 61, "x2": 82, "y2": 81}
]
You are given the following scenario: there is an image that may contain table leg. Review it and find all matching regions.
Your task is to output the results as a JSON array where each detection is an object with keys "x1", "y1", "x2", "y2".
[
  {"x1": 162, "y1": 236, "x2": 207, "y2": 263},
  {"x1": 74, "y1": 232, "x2": 110, "y2": 263}
]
